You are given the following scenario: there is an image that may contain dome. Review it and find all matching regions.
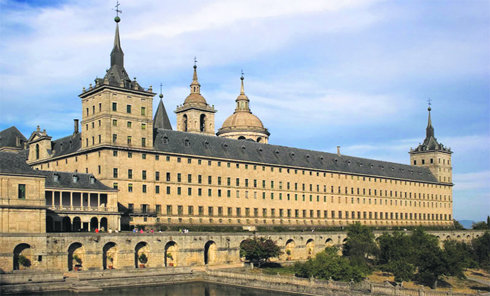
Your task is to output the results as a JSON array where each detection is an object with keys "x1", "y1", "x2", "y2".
[
  {"x1": 221, "y1": 111, "x2": 265, "y2": 131},
  {"x1": 183, "y1": 93, "x2": 207, "y2": 105}
]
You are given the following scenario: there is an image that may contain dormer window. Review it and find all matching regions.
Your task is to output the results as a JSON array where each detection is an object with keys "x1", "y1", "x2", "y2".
[
  {"x1": 72, "y1": 175, "x2": 79, "y2": 183},
  {"x1": 53, "y1": 174, "x2": 59, "y2": 182},
  {"x1": 90, "y1": 176, "x2": 95, "y2": 184}
]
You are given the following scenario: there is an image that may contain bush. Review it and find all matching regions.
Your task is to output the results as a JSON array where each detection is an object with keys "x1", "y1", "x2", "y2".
[{"x1": 240, "y1": 237, "x2": 281, "y2": 267}]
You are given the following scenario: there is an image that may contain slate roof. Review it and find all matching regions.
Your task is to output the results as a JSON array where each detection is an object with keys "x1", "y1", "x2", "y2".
[
  {"x1": 38, "y1": 170, "x2": 114, "y2": 191},
  {"x1": 154, "y1": 129, "x2": 439, "y2": 183},
  {"x1": 0, "y1": 151, "x2": 41, "y2": 175},
  {"x1": 50, "y1": 133, "x2": 82, "y2": 158},
  {"x1": 411, "y1": 108, "x2": 451, "y2": 154},
  {"x1": 153, "y1": 98, "x2": 172, "y2": 130},
  {"x1": 0, "y1": 126, "x2": 27, "y2": 149}
]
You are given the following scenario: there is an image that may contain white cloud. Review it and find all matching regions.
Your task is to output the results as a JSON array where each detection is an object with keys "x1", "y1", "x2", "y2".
[{"x1": 453, "y1": 170, "x2": 490, "y2": 191}]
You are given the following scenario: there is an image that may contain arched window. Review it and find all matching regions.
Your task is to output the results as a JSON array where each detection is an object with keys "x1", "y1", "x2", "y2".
[
  {"x1": 257, "y1": 137, "x2": 262, "y2": 143},
  {"x1": 183, "y1": 115, "x2": 188, "y2": 132},
  {"x1": 200, "y1": 114, "x2": 206, "y2": 132},
  {"x1": 35, "y1": 144, "x2": 39, "y2": 159}
]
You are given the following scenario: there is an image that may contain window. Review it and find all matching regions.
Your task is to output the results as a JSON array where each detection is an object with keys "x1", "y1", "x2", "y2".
[
  {"x1": 208, "y1": 176, "x2": 212, "y2": 185},
  {"x1": 112, "y1": 102, "x2": 117, "y2": 111},
  {"x1": 142, "y1": 138, "x2": 146, "y2": 147},
  {"x1": 127, "y1": 121, "x2": 132, "y2": 128},
  {"x1": 155, "y1": 171, "x2": 160, "y2": 181},
  {"x1": 142, "y1": 123, "x2": 146, "y2": 130},
  {"x1": 177, "y1": 173, "x2": 181, "y2": 182},
  {"x1": 112, "y1": 134, "x2": 117, "y2": 143},
  {"x1": 126, "y1": 105, "x2": 132, "y2": 113},
  {"x1": 188, "y1": 174, "x2": 192, "y2": 183},
  {"x1": 156, "y1": 205, "x2": 161, "y2": 213},
  {"x1": 18, "y1": 184, "x2": 26, "y2": 199},
  {"x1": 128, "y1": 152, "x2": 132, "y2": 158},
  {"x1": 128, "y1": 183, "x2": 133, "y2": 192},
  {"x1": 166, "y1": 172, "x2": 171, "y2": 181},
  {"x1": 155, "y1": 185, "x2": 160, "y2": 194},
  {"x1": 113, "y1": 183, "x2": 118, "y2": 189},
  {"x1": 141, "y1": 107, "x2": 146, "y2": 115},
  {"x1": 112, "y1": 119, "x2": 117, "y2": 126},
  {"x1": 128, "y1": 203, "x2": 134, "y2": 212},
  {"x1": 128, "y1": 169, "x2": 133, "y2": 179},
  {"x1": 127, "y1": 136, "x2": 132, "y2": 145},
  {"x1": 142, "y1": 170, "x2": 147, "y2": 180},
  {"x1": 113, "y1": 168, "x2": 118, "y2": 178}
]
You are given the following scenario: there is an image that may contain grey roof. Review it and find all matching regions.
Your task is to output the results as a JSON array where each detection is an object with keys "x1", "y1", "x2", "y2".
[
  {"x1": 0, "y1": 126, "x2": 27, "y2": 149},
  {"x1": 154, "y1": 129, "x2": 439, "y2": 183},
  {"x1": 0, "y1": 151, "x2": 41, "y2": 175},
  {"x1": 50, "y1": 133, "x2": 82, "y2": 158},
  {"x1": 412, "y1": 108, "x2": 451, "y2": 154},
  {"x1": 38, "y1": 170, "x2": 114, "y2": 191},
  {"x1": 153, "y1": 98, "x2": 173, "y2": 130}
]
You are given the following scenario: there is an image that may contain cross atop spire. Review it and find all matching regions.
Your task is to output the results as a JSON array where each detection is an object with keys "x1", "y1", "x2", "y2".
[
  {"x1": 240, "y1": 69, "x2": 245, "y2": 95},
  {"x1": 426, "y1": 100, "x2": 434, "y2": 138},
  {"x1": 159, "y1": 83, "x2": 163, "y2": 99},
  {"x1": 113, "y1": 1, "x2": 122, "y2": 23},
  {"x1": 190, "y1": 58, "x2": 200, "y2": 94}
]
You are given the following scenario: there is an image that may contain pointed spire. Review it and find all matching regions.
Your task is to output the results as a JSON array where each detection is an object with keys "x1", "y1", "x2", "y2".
[
  {"x1": 190, "y1": 57, "x2": 200, "y2": 94},
  {"x1": 235, "y1": 71, "x2": 250, "y2": 112},
  {"x1": 110, "y1": 17, "x2": 124, "y2": 68},
  {"x1": 426, "y1": 100, "x2": 434, "y2": 139},
  {"x1": 240, "y1": 69, "x2": 245, "y2": 95},
  {"x1": 153, "y1": 84, "x2": 172, "y2": 130}
]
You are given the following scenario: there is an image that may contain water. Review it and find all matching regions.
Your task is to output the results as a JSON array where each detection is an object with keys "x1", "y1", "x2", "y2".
[{"x1": 33, "y1": 282, "x2": 304, "y2": 296}]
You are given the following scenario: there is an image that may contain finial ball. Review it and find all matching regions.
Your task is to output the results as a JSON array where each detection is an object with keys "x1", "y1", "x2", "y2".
[
  {"x1": 114, "y1": 16, "x2": 121, "y2": 23},
  {"x1": 428, "y1": 106, "x2": 431, "y2": 112},
  {"x1": 159, "y1": 93, "x2": 163, "y2": 99}
]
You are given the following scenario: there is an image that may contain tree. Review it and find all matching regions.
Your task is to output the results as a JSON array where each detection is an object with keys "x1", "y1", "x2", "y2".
[
  {"x1": 472, "y1": 221, "x2": 488, "y2": 230},
  {"x1": 294, "y1": 247, "x2": 365, "y2": 282},
  {"x1": 342, "y1": 222, "x2": 378, "y2": 273},
  {"x1": 453, "y1": 219, "x2": 465, "y2": 230},
  {"x1": 442, "y1": 240, "x2": 475, "y2": 278},
  {"x1": 377, "y1": 231, "x2": 415, "y2": 283},
  {"x1": 472, "y1": 232, "x2": 490, "y2": 271},
  {"x1": 240, "y1": 237, "x2": 281, "y2": 267}
]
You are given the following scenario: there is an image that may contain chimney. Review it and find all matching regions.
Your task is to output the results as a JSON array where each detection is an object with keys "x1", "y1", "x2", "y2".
[
  {"x1": 74, "y1": 119, "x2": 79, "y2": 134},
  {"x1": 337, "y1": 146, "x2": 341, "y2": 156}
]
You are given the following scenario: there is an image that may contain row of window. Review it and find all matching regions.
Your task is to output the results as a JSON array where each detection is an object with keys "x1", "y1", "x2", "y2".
[
  {"x1": 85, "y1": 120, "x2": 147, "y2": 131},
  {"x1": 85, "y1": 136, "x2": 147, "y2": 147},
  {"x1": 85, "y1": 102, "x2": 146, "y2": 117},
  {"x1": 111, "y1": 169, "x2": 450, "y2": 202},
  {"x1": 129, "y1": 203, "x2": 452, "y2": 221},
  {"x1": 413, "y1": 158, "x2": 450, "y2": 165}
]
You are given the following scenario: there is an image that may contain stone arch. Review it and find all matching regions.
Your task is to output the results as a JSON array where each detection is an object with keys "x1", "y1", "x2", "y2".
[
  {"x1": 200, "y1": 114, "x2": 206, "y2": 132},
  {"x1": 62, "y1": 216, "x2": 71, "y2": 232},
  {"x1": 90, "y1": 217, "x2": 98, "y2": 231},
  {"x1": 13, "y1": 243, "x2": 31, "y2": 271},
  {"x1": 257, "y1": 137, "x2": 262, "y2": 143},
  {"x1": 164, "y1": 241, "x2": 178, "y2": 267},
  {"x1": 46, "y1": 216, "x2": 54, "y2": 232},
  {"x1": 135, "y1": 242, "x2": 149, "y2": 268},
  {"x1": 325, "y1": 238, "x2": 334, "y2": 247},
  {"x1": 67, "y1": 242, "x2": 84, "y2": 271},
  {"x1": 306, "y1": 239, "x2": 315, "y2": 258},
  {"x1": 204, "y1": 240, "x2": 217, "y2": 265},
  {"x1": 285, "y1": 239, "x2": 295, "y2": 260},
  {"x1": 100, "y1": 217, "x2": 108, "y2": 231},
  {"x1": 238, "y1": 136, "x2": 246, "y2": 140},
  {"x1": 103, "y1": 242, "x2": 117, "y2": 270},
  {"x1": 73, "y1": 217, "x2": 81, "y2": 232}
]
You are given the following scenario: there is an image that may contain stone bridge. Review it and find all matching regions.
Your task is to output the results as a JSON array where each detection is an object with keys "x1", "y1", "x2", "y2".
[{"x1": 0, "y1": 230, "x2": 485, "y2": 273}]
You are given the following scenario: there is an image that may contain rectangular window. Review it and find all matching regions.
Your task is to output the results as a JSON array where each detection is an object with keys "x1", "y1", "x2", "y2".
[
  {"x1": 188, "y1": 174, "x2": 192, "y2": 183},
  {"x1": 128, "y1": 169, "x2": 133, "y2": 179},
  {"x1": 142, "y1": 170, "x2": 147, "y2": 180},
  {"x1": 142, "y1": 123, "x2": 146, "y2": 130},
  {"x1": 141, "y1": 138, "x2": 146, "y2": 147},
  {"x1": 155, "y1": 171, "x2": 160, "y2": 181},
  {"x1": 128, "y1": 152, "x2": 132, "y2": 158},
  {"x1": 155, "y1": 185, "x2": 160, "y2": 194},
  {"x1": 127, "y1": 121, "x2": 132, "y2": 128},
  {"x1": 208, "y1": 176, "x2": 212, "y2": 185},
  {"x1": 177, "y1": 173, "x2": 181, "y2": 182},
  {"x1": 167, "y1": 205, "x2": 172, "y2": 215},
  {"x1": 128, "y1": 203, "x2": 134, "y2": 212},
  {"x1": 113, "y1": 183, "x2": 118, "y2": 189},
  {"x1": 127, "y1": 136, "x2": 132, "y2": 145},
  {"x1": 126, "y1": 105, "x2": 131, "y2": 113},
  {"x1": 166, "y1": 172, "x2": 171, "y2": 181},
  {"x1": 141, "y1": 107, "x2": 146, "y2": 115},
  {"x1": 113, "y1": 168, "x2": 118, "y2": 178},
  {"x1": 142, "y1": 185, "x2": 147, "y2": 193},
  {"x1": 128, "y1": 183, "x2": 133, "y2": 192},
  {"x1": 113, "y1": 150, "x2": 118, "y2": 157},
  {"x1": 18, "y1": 184, "x2": 26, "y2": 199},
  {"x1": 112, "y1": 102, "x2": 117, "y2": 111},
  {"x1": 156, "y1": 205, "x2": 161, "y2": 213},
  {"x1": 112, "y1": 134, "x2": 117, "y2": 143}
]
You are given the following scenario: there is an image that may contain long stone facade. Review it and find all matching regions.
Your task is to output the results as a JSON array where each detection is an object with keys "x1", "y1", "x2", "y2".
[{"x1": 0, "y1": 230, "x2": 484, "y2": 273}]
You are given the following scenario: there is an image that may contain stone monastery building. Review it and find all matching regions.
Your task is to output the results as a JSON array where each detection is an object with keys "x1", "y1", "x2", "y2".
[{"x1": 0, "y1": 16, "x2": 454, "y2": 233}]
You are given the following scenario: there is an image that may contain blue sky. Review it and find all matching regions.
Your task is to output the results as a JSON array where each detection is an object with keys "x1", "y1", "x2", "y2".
[{"x1": 1, "y1": 0, "x2": 488, "y2": 221}]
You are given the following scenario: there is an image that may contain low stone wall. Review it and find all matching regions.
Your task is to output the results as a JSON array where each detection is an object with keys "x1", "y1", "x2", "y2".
[{"x1": 205, "y1": 270, "x2": 474, "y2": 296}]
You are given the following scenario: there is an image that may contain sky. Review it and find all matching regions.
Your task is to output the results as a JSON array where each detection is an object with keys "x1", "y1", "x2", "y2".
[{"x1": 0, "y1": 0, "x2": 489, "y2": 221}]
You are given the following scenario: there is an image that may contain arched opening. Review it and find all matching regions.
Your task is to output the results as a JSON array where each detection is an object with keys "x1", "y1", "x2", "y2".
[
  {"x1": 325, "y1": 238, "x2": 334, "y2": 247},
  {"x1": 13, "y1": 243, "x2": 31, "y2": 271},
  {"x1": 257, "y1": 137, "x2": 262, "y2": 143},
  {"x1": 35, "y1": 144, "x2": 39, "y2": 159},
  {"x1": 103, "y1": 242, "x2": 117, "y2": 270},
  {"x1": 183, "y1": 115, "x2": 188, "y2": 132},
  {"x1": 306, "y1": 239, "x2": 315, "y2": 258},
  {"x1": 90, "y1": 217, "x2": 98, "y2": 232},
  {"x1": 285, "y1": 239, "x2": 295, "y2": 260},
  {"x1": 73, "y1": 217, "x2": 81, "y2": 232},
  {"x1": 165, "y1": 241, "x2": 178, "y2": 267},
  {"x1": 67, "y1": 242, "x2": 83, "y2": 271},
  {"x1": 204, "y1": 241, "x2": 217, "y2": 265},
  {"x1": 200, "y1": 114, "x2": 206, "y2": 132},
  {"x1": 100, "y1": 217, "x2": 108, "y2": 232},
  {"x1": 62, "y1": 216, "x2": 71, "y2": 232},
  {"x1": 135, "y1": 242, "x2": 149, "y2": 268},
  {"x1": 46, "y1": 216, "x2": 54, "y2": 232},
  {"x1": 238, "y1": 136, "x2": 246, "y2": 140}
]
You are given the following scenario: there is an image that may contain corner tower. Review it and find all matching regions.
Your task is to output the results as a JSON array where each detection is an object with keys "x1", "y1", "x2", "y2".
[
  {"x1": 217, "y1": 74, "x2": 270, "y2": 143},
  {"x1": 79, "y1": 16, "x2": 156, "y2": 150},
  {"x1": 410, "y1": 105, "x2": 452, "y2": 183},
  {"x1": 175, "y1": 62, "x2": 216, "y2": 135}
]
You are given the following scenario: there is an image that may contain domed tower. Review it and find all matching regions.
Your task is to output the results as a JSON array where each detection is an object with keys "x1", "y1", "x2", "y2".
[
  {"x1": 217, "y1": 74, "x2": 270, "y2": 143},
  {"x1": 409, "y1": 104, "x2": 453, "y2": 183},
  {"x1": 175, "y1": 62, "x2": 216, "y2": 135}
]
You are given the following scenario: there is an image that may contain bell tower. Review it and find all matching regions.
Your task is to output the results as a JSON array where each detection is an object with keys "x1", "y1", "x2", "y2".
[
  {"x1": 175, "y1": 59, "x2": 216, "y2": 135},
  {"x1": 409, "y1": 104, "x2": 453, "y2": 183}
]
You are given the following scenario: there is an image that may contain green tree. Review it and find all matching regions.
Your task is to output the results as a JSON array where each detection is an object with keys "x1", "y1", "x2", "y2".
[
  {"x1": 294, "y1": 247, "x2": 365, "y2": 282},
  {"x1": 453, "y1": 219, "x2": 465, "y2": 230},
  {"x1": 239, "y1": 237, "x2": 281, "y2": 267},
  {"x1": 377, "y1": 231, "x2": 415, "y2": 283},
  {"x1": 472, "y1": 232, "x2": 490, "y2": 271},
  {"x1": 472, "y1": 221, "x2": 488, "y2": 230},
  {"x1": 442, "y1": 240, "x2": 475, "y2": 278},
  {"x1": 342, "y1": 223, "x2": 378, "y2": 273}
]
